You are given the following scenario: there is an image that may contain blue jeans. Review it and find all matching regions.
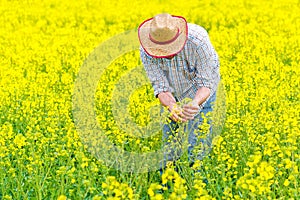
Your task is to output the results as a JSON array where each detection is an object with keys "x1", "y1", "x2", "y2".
[{"x1": 161, "y1": 92, "x2": 216, "y2": 167}]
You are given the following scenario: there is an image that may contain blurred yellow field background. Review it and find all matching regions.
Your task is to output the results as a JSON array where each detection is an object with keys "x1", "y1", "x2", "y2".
[{"x1": 0, "y1": 0, "x2": 300, "y2": 199}]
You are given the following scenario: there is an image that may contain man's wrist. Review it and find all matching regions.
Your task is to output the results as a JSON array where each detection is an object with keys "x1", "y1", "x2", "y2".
[
  {"x1": 193, "y1": 87, "x2": 210, "y2": 106},
  {"x1": 157, "y1": 92, "x2": 177, "y2": 112},
  {"x1": 166, "y1": 101, "x2": 176, "y2": 112}
]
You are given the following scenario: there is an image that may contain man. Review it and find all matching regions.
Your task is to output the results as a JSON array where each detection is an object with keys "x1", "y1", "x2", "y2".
[{"x1": 138, "y1": 13, "x2": 220, "y2": 164}]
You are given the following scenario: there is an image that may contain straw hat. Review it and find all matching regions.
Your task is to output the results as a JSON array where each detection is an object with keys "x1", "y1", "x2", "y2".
[{"x1": 138, "y1": 13, "x2": 188, "y2": 58}]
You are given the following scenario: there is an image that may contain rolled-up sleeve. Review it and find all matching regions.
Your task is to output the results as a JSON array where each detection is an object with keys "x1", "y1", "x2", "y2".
[
  {"x1": 140, "y1": 48, "x2": 173, "y2": 97},
  {"x1": 192, "y1": 29, "x2": 220, "y2": 94}
]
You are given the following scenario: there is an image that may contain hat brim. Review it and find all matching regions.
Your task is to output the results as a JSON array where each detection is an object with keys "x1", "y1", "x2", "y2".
[{"x1": 138, "y1": 15, "x2": 188, "y2": 58}]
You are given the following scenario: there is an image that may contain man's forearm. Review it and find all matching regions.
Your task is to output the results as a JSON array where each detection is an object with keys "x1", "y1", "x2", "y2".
[
  {"x1": 157, "y1": 91, "x2": 177, "y2": 111},
  {"x1": 193, "y1": 87, "x2": 210, "y2": 106}
]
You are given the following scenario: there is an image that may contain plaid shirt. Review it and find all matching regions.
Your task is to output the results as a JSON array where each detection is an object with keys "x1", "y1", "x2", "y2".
[{"x1": 140, "y1": 23, "x2": 220, "y2": 108}]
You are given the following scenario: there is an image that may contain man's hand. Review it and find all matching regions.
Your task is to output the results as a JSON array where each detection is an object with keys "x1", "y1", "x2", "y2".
[
  {"x1": 157, "y1": 91, "x2": 201, "y2": 122},
  {"x1": 168, "y1": 103, "x2": 187, "y2": 123},
  {"x1": 157, "y1": 92, "x2": 187, "y2": 122},
  {"x1": 181, "y1": 87, "x2": 210, "y2": 120},
  {"x1": 182, "y1": 101, "x2": 200, "y2": 120}
]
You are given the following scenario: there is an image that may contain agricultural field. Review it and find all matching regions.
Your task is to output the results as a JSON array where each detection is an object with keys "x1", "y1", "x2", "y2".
[{"x1": 0, "y1": 0, "x2": 299, "y2": 199}]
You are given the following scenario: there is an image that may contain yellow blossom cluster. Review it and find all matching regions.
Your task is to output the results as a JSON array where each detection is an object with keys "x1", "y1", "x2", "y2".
[
  {"x1": 101, "y1": 176, "x2": 135, "y2": 200},
  {"x1": 148, "y1": 168, "x2": 188, "y2": 200}
]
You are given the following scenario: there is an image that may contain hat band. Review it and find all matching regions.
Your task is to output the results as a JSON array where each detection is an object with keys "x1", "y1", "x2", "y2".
[{"x1": 149, "y1": 28, "x2": 180, "y2": 45}]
